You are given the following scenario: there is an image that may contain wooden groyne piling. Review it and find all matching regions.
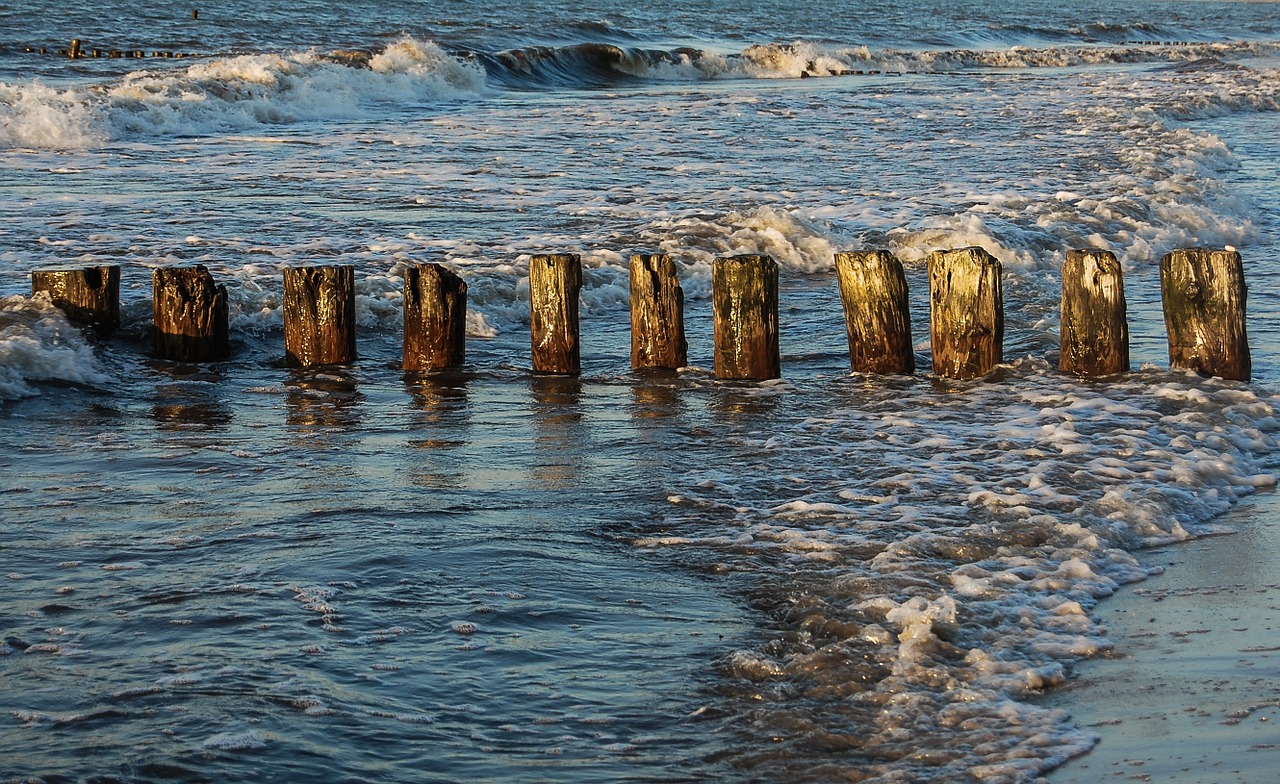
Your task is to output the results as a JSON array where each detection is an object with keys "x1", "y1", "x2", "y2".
[
  {"x1": 152, "y1": 265, "x2": 230, "y2": 362},
  {"x1": 283, "y1": 265, "x2": 357, "y2": 368},
  {"x1": 23, "y1": 244, "x2": 1257, "y2": 384},
  {"x1": 1161, "y1": 247, "x2": 1250, "y2": 381},
  {"x1": 928, "y1": 247, "x2": 1004, "y2": 381},
  {"x1": 834, "y1": 250, "x2": 914, "y2": 374},
  {"x1": 629, "y1": 253, "x2": 688, "y2": 371},
  {"x1": 713, "y1": 254, "x2": 780, "y2": 380},
  {"x1": 529, "y1": 253, "x2": 582, "y2": 376},
  {"x1": 31, "y1": 265, "x2": 121, "y2": 335},
  {"x1": 403, "y1": 263, "x2": 467, "y2": 372},
  {"x1": 1060, "y1": 249, "x2": 1129, "y2": 377}
]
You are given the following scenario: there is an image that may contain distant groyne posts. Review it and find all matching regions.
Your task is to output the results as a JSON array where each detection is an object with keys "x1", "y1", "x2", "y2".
[
  {"x1": 1161, "y1": 248, "x2": 1250, "y2": 382},
  {"x1": 31, "y1": 265, "x2": 120, "y2": 336},
  {"x1": 713, "y1": 255, "x2": 781, "y2": 381},
  {"x1": 28, "y1": 38, "x2": 193, "y2": 59},
  {"x1": 28, "y1": 246, "x2": 1253, "y2": 383}
]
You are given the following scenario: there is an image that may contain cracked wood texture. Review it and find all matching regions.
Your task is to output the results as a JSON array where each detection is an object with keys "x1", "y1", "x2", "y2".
[
  {"x1": 1161, "y1": 247, "x2": 1250, "y2": 381},
  {"x1": 1060, "y1": 249, "x2": 1128, "y2": 376},
  {"x1": 629, "y1": 253, "x2": 688, "y2": 371},
  {"x1": 31, "y1": 265, "x2": 120, "y2": 335},
  {"x1": 928, "y1": 247, "x2": 1004, "y2": 380},
  {"x1": 403, "y1": 262, "x2": 467, "y2": 372},
  {"x1": 713, "y1": 254, "x2": 780, "y2": 380},
  {"x1": 283, "y1": 265, "x2": 356, "y2": 367},
  {"x1": 834, "y1": 250, "x2": 914, "y2": 374},
  {"x1": 152, "y1": 266, "x2": 230, "y2": 362},
  {"x1": 529, "y1": 254, "x2": 582, "y2": 375}
]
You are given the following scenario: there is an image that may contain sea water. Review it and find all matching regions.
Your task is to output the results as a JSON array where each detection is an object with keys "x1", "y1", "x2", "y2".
[{"x1": 2, "y1": 1, "x2": 1279, "y2": 781}]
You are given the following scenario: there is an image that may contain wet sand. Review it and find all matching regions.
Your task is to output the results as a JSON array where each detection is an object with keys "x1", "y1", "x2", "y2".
[{"x1": 1046, "y1": 490, "x2": 1280, "y2": 783}]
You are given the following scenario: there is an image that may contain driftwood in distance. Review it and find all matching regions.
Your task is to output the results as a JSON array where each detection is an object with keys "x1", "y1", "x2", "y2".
[
  {"x1": 928, "y1": 247, "x2": 1003, "y2": 380},
  {"x1": 1161, "y1": 247, "x2": 1250, "y2": 381},
  {"x1": 529, "y1": 254, "x2": 582, "y2": 375},
  {"x1": 834, "y1": 250, "x2": 914, "y2": 374},
  {"x1": 31, "y1": 265, "x2": 121, "y2": 335},
  {"x1": 403, "y1": 262, "x2": 467, "y2": 372},
  {"x1": 152, "y1": 266, "x2": 230, "y2": 362},
  {"x1": 713, "y1": 254, "x2": 780, "y2": 380},
  {"x1": 283, "y1": 265, "x2": 357, "y2": 367},
  {"x1": 629, "y1": 253, "x2": 688, "y2": 371},
  {"x1": 1060, "y1": 249, "x2": 1128, "y2": 376}
]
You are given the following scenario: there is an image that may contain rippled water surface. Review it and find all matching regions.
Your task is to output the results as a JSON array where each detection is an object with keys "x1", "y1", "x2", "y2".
[{"x1": 3, "y1": 0, "x2": 1280, "y2": 781}]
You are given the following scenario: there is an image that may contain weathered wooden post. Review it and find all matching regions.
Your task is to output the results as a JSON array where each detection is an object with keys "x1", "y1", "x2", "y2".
[
  {"x1": 529, "y1": 253, "x2": 581, "y2": 375},
  {"x1": 68, "y1": 39, "x2": 82, "y2": 59},
  {"x1": 403, "y1": 262, "x2": 466, "y2": 372},
  {"x1": 928, "y1": 247, "x2": 1003, "y2": 380},
  {"x1": 629, "y1": 253, "x2": 688, "y2": 371},
  {"x1": 31, "y1": 265, "x2": 121, "y2": 335},
  {"x1": 713, "y1": 254, "x2": 780, "y2": 380},
  {"x1": 834, "y1": 250, "x2": 914, "y2": 374},
  {"x1": 283, "y1": 265, "x2": 356, "y2": 367},
  {"x1": 1161, "y1": 247, "x2": 1250, "y2": 381},
  {"x1": 1060, "y1": 249, "x2": 1128, "y2": 376},
  {"x1": 152, "y1": 266, "x2": 230, "y2": 362}
]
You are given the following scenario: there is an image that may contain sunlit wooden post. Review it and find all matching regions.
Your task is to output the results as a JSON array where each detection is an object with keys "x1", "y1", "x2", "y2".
[
  {"x1": 834, "y1": 250, "x2": 914, "y2": 374},
  {"x1": 31, "y1": 265, "x2": 121, "y2": 335},
  {"x1": 713, "y1": 254, "x2": 780, "y2": 380},
  {"x1": 152, "y1": 265, "x2": 230, "y2": 361},
  {"x1": 283, "y1": 265, "x2": 356, "y2": 367},
  {"x1": 1161, "y1": 247, "x2": 1250, "y2": 381},
  {"x1": 629, "y1": 253, "x2": 687, "y2": 370},
  {"x1": 928, "y1": 247, "x2": 1003, "y2": 380},
  {"x1": 1059, "y1": 249, "x2": 1128, "y2": 376},
  {"x1": 529, "y1": 253, "x2": 581, "y2": 375},
  {"x1": 403, "y1": 262, "x2": 466, "y2": 372}
]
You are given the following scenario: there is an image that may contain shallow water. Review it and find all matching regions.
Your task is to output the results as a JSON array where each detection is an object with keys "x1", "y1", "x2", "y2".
[{"x1": 3, "y1": 1, "x2": 1280, "y2": 781}]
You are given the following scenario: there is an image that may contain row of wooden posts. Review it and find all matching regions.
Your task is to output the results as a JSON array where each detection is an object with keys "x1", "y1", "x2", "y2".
[{"x1": 28, "y1": 245, "x2": 1251, "y2": 382}]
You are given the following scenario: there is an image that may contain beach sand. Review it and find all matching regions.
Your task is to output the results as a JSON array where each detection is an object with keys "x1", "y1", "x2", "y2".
[{"x1": 1045, "y1": 490, "x2": 1280, "y2": 783}]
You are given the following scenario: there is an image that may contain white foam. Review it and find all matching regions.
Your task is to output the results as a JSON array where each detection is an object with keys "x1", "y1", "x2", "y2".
[{"x1": 0, "y1": 296, "x2": 112, "y2": 401}]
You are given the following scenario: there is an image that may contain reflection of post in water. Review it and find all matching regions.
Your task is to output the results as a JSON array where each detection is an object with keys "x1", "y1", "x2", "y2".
[
  {"x1": 629, "y1": 373, "x2": 682, "y2": 422},
  {"x1": 405, "y1": 371, "x2": 471, "y2": 429},
  {"x1": 404, "y1": 374, "x2": 471, "y2": 489},
  {"x1": 710, "y1": 380, "x2": 782, "y2": 421},
  {"x1": 284, "y1": 371, "x2": 364, "y2": 430},
  {"x1": 529, "y1": 375, "x2": 583, "y2": 491},
  {"x1": 149, "y1": 376, "x2": 234, "y2": 432}
]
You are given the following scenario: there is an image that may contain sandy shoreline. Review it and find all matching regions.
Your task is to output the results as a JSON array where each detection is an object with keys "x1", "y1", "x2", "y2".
[{"x1": 1043, "y1": 490, "x2": 1280, "y2": 783}]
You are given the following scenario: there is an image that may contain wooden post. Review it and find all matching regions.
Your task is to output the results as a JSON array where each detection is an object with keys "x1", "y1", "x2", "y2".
[
  {"x1": 529, "y1": 253, "x2": 581, "y2": 375},
  {"x1": 68, "y1": 39, "x2": 82, "y2": 59},
  {"x1": 713, "y1": 254, "x2": 780, "y2": 380},
  {"x1": 152, "y1": 266, "x2": 230, "y2": 362},
  {"x1": 834, "y1": 250, "x2": 914, "y2": 374},
  {"x1": 403, "y1": 262, "x2": 467, "y2": 372},
  {"x1": 31, "y1": 265, "x2": 120, "y2": 335},
  {"x1": 629, "y1": 253, "x2": 688, "y2": 371},
  {"x1": 283, "y1": 265, "x2": 356, "y2": 367},
  {"x1": 1161, "y1": 247, "x2": 1250, "y2": 381},
  {"x1": 1060, "y1": 249, "x2": 1128, "y2": 376},
  {"x1": 928, "y1": 247, "x2": 1003, "y2": 380}
]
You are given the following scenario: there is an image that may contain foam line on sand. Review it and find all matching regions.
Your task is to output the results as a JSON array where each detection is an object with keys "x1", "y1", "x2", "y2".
[{"x1": 1045, "y1": 490, "x2": 1280, "y2": 783}]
